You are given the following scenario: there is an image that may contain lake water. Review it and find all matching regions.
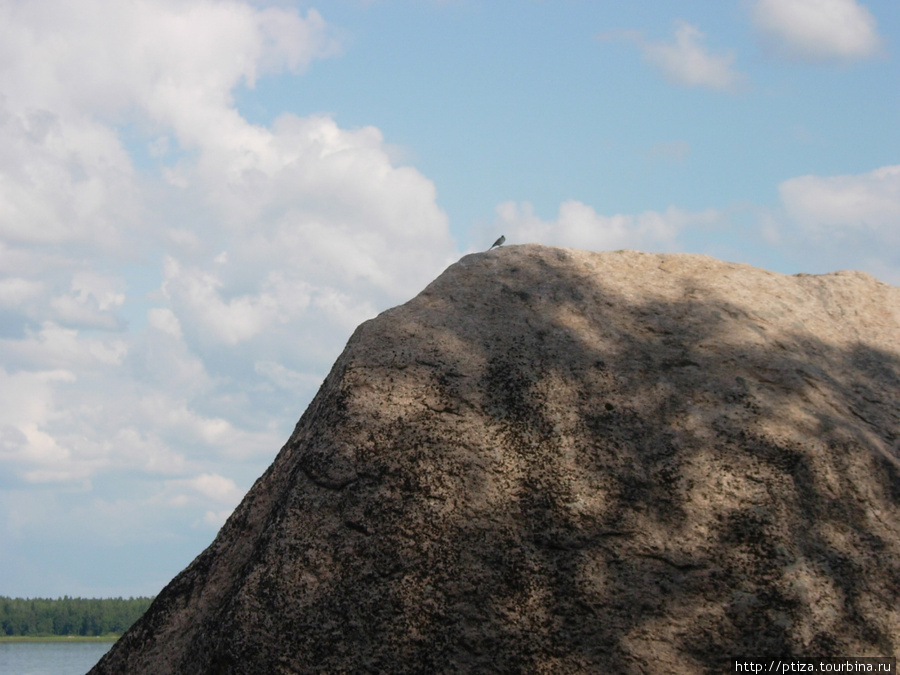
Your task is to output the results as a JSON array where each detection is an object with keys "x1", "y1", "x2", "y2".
[{"x1": 0, "y1": 641, "x2": 114, "y2": 675}]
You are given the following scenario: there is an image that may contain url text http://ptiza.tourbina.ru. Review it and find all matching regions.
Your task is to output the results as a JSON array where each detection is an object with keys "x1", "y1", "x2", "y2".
[{"x1": 733, "y1": 657, "x2": 896, "y2": 673}]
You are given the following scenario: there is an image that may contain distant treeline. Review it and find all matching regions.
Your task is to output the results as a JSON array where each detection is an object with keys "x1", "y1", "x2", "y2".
[{"x1": 0, "y1": 596, "x2": 154, "y2": 637}]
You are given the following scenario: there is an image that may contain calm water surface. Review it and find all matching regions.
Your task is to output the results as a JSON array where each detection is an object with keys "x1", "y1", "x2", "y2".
[{"x1": 0, "y1": 641, "x2": 114, "y2": 675}]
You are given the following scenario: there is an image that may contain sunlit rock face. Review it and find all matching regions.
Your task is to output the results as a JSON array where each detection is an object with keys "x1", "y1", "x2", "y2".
[{"x1": 92, "y1": 245, "x2": 900, "y2": 674}]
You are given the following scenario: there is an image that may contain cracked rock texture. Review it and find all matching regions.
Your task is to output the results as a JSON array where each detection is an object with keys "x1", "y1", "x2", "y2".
[{"x1": 92, "y1": 245, "x2": 900, "y2": 674}]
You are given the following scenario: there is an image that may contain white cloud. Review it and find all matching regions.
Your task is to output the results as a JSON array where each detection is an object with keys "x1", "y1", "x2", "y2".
[
  {"x1": 204, "y1": 508, "x2": 235, "y2": 528},
  {"x1": 0, "y1": 0, "x2": 341, "y2": 256},
  {"x1": 0, "y1": 278, "x2": 42, "y2": 307},
  {"x1": 187, "y1": 472, "x2": 244, "y2": 504},
  {"x1": 160, "y1": 257, "x2": 286, "y2": 346},
  {"x1": 779, "y1": 164, "x2": 900, "y2": 235},
  {"x1": 753, "y1": 164, "x2": 900, "y2": 285},
  {"x1": 0, "y1": 1, "x2": 340, "y2": 119},
  {"x1": 751, "y1": 0, "x2": 882, "y2": 62},
  {"x1": 50, "y1": 271, "x2": 126, "y2": 330},
  {"x1": 603, "y1": 21, "x2": 742, "y2": 91},
  {"x1": 0, "y1": 0, "x2": 463, "y2": 597},
  {"x1": 648, "y1": 21, "x2": 741, "y2": 90},
  {"x1": 255, "y1": 360, "x2": 323, "y2": 393},
  {"x1": 492, "y1": 200, "x2": 721, "y2": 252},
  {"x1": 0, "y1": 369, "x2": 75, "y2": 442},
  {"x1": 0, "y1": 101, "x2": 139, "y2": 248},
  {"x1": 109, "y1": 428, "x2": 189, "y2": 475},
  {"x1": 152, "y1": 473, "x2": 244, "y2": 528},
  {"x1": 1, "y1": 323, "x2": 128, "y2": 370},
  {"x1": 0, "y1": 367, "x2": 91, "y2": 483},
  {"x1": 148, "y1": 307, "x2": 183, "y2": 339},
  {"x1": 0, "y1": 2, "x2": 298, "y2": 484},
  {"x1": 0, "y1": 0, "x2": 458, "y2": 493}
]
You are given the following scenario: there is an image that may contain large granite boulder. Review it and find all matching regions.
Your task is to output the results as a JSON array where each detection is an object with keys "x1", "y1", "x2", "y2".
[{"x1": 92, "y1": 245, "x2": 900, "y2": 673}]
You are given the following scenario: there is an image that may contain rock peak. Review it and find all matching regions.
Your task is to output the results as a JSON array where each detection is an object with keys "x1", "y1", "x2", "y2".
[{"x1": 94, "y1": 246, "x2": 900, "y2": 674}]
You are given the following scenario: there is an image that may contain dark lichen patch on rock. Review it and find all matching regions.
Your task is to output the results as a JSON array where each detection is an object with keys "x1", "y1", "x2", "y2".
[{"x1": 92, "y1": 245, "x2": 900, "y2": 674}]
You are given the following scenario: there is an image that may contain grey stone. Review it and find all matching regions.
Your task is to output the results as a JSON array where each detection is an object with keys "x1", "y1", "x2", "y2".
[{"x1": 92, "y1": 245, "x2": 900, "y2": 674}]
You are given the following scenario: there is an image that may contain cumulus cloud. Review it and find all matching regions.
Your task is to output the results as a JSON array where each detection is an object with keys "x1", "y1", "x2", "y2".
[
  {"x1": 0, "y1": 278, "x2": 42, "y2": 307},
  {"x1": 779, "y1": 164, "x2": 900, "y2": 236},
  {"x1": 757, "y1": 165, "x2": 900, "y2": 284},
  {"x1": 0, "y1": 100, "x2": 139, "y2": 248},
  {"x1": 148, "y1": 307, "x2": 183, "y2": 339},
  {"x1": 492, "y1": 200, "x2": 721, "y2": 252},
  {"x1": 0, "y1": 367, "x2": 90, "y2": 483},
  {"x1": 1, "y1": 323, "x2": 128, "y2": 371},
  {"x1": 751, "y1": 0, "x2": 882, "y2": 62},
  {"x1": 204, "y1": 509, "x2": 235, "y2": 528},
  {"x1": 0, "y1": 1, "x2": 340, "y2": 119},
  {"x1": 50, "y1": 272, "x2": 126, "y2": 330},
  {"x1": 151, "y1": 473, "x2": 245, "y2": 529},
  {"x1": 601, "y1": 21, "x2": 742, "y2": 91},
  {"x1": 0, "y1": 0, "x2": 458, "y2": 549},
  {"x1": 186, "y1": 473, "x2": 244, "y2": 504},
  {"x1": 255, "y1": 360, "x2": 323, "y2": 393}
]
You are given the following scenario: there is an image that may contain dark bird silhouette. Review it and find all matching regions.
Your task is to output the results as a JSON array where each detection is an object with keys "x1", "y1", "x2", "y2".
[{"x1": 488, "y1": 235, "x2": 506, "y2": 250}]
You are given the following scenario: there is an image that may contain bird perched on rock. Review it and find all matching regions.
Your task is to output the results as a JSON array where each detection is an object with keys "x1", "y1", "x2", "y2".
[{"x1": 488, "y1": 235, "x2": 506, "y2": 250}]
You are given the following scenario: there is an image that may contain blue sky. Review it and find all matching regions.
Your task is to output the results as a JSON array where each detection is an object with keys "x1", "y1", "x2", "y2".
[{"x1": 0, "y1": 0, "x2": 897, "y2": 599}]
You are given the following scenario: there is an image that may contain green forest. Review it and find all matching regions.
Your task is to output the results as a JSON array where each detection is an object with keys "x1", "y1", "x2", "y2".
[{"x1": 0, "y1": 596, "x2": 154, "y2": 637}]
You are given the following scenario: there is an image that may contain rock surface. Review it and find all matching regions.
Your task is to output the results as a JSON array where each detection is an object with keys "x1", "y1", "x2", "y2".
[{"x1": 92, "y1": 245, "x2": 900, "y2": 674}]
